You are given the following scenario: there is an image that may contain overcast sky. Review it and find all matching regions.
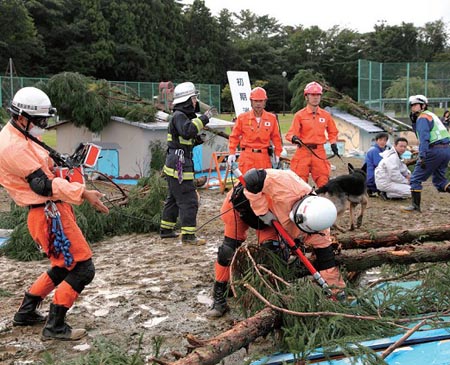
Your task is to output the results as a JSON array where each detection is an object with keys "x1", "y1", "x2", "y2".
[{"x1": 182, "y1": 0, "x2": 450, "y2": 33}]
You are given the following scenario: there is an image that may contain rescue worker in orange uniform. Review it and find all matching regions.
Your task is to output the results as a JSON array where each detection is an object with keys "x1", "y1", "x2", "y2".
[
  {"x1": 206, "y1": 168, "x2": 345, "y2": 318},
  {"x1": 0, "y1": 87, "x2": 109, "y2": 341},
  {"x1": 286, "y1": 81, "x2": 339, "y2": 187},
  {"x1": 227, "y1": 87, "x2": 283, "y2": 174}
]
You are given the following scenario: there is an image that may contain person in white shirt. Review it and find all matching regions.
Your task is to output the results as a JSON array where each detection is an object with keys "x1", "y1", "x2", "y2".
[{"x1": 375, "y1": 137, "x2": 411, "y2": 199}]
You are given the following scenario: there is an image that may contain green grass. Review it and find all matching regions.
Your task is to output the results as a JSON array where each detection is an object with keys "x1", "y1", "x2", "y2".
[{"x1": 42, "y1": 129, "x2": 57, "y2": 148}]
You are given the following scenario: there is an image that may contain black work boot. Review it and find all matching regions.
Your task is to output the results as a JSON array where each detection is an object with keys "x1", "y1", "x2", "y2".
[
  {"x1": 41, "y1": 303, "x2": 87, "y2": 341},
  {"x1": 181, "y1": 234, "x2": 206, "y2": 245},
  {"x1": 13, "y1": 292, "x2": 46, "y2": 326},
  {"x1": 401, "y1": 191, "x2": 421, "y2": 212},
  {"x1": 205, "y1": 281, "x2": 230, "y2": 318},
  {"x1": 160, "y1": 229, "x2": 179, "y2": 239}
]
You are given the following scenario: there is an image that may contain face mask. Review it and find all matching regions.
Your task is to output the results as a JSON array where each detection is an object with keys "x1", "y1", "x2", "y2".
[{"x1": 29, "y1": 126, "x2": 45, "y2": 137}]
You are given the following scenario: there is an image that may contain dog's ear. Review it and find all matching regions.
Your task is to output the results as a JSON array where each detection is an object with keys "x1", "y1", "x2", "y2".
[
  {"x1": 348, "y1": 163, "x2": 354, "y2": 173},
  {"x1": 361, "y1": 163, "x2": 367, "y2": 173}
]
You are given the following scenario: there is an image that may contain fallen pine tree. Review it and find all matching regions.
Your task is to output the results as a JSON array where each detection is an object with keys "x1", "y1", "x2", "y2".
[
  {"x1": 163, "y1": 307, "x2": 279, "y2": 365},
  {"x1": 159, "y1": 242, "x2": 450, "y2": 365},
  {"x1": 335, "y1": 224, "x2": 450, "y2": 250},
  {"x1": 287, "y1": 242, "x2": 450, "y2": 278}
]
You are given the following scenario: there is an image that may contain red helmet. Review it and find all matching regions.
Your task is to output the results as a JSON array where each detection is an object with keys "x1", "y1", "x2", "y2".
[
  {"x1": 304, "y1": 81, "x2": 323, "y2": 96},
  {"x1": 250, "y1": 87, "x2": 267, "y2": 100}
]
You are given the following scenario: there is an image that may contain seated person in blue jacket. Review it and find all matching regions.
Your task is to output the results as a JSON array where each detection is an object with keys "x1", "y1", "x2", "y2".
[{"x1": 364, "y1": 132, "x2": 389, "y2": 196}]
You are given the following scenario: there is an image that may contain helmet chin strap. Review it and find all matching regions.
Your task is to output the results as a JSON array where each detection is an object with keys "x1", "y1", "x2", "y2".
[
  {"x1": 25, "y1": 118, "x2": 33, "y2": 132},
  {"x1": 10, "y1": 117, "x2": 35, "y2": 139},
  {"x1": 13, "y1": 114, "x2": 32, "y2": 132}
]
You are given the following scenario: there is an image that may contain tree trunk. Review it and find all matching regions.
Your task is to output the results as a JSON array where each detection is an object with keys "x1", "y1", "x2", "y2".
[
  {"x1": 168, "y1": 242, "x2": 450, "y2": 365},
  {"x1": 336, "y1": 225, "x2": 450, "y2": 250},
  {"x1": 337, "y1": 242, "x2": 450, "y2": 271},
  {"x1": 169, "y1": 307, "x2": 280, "y2": 365}
]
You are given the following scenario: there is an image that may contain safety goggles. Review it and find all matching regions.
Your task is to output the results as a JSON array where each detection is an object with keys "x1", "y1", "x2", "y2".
[{"x1": 30, "y1": 116, "x2": 49, "y2": 129}]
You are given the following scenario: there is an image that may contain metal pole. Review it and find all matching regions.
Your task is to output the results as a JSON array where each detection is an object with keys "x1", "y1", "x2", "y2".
[
  {"x1": 9, "y1": 58, "x2": 13, "y2": 103},
  {"x1": 282, "y1": 71, "x2": 287, "y2": 116}
]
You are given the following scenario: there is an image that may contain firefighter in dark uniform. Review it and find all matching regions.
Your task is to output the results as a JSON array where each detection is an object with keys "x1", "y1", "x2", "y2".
[{"x1": 160, "y1": 82, "x2": 209, "y2": 245}]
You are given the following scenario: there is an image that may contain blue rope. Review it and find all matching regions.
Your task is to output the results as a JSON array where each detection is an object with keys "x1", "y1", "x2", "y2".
[{"x1": 51, "y1": 215, "x2": 73, "y2": 267}]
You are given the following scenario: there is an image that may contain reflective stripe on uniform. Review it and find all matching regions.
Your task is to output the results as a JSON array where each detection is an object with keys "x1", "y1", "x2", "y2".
[
  {"x1": 179, "y1": 136, "x2": 193, "y2": 145},
  {"x1": 167, "y1": 133, "x2": 193, "y2": 145},
  {"x1": 192, "y1": 117, "x2": 203, "y2": 132},
  {"x1": 160, "y1": 220, "x2": 176, "y2": 230},
  {"x1": 163, "y1": 165, "x2": 195, "y2": 180},
  {"x1": 181, "y1": 226, "x2": 196, "y2": 235}
]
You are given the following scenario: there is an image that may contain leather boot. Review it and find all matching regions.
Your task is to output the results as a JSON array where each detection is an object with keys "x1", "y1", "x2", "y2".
[
  {"x1": 194, "y1": 176, "x2": 207, "y2": 188},
  {"x1": 181, "y1": 234, "x2": 206, "y2": 245},
  {"x1": 160, "y1": 229, "x2": 179, "y2": 239},
  {"x1": 13, "y1": 292, "x2": 46, "y2": 326},
  {"x1": 41, "y1": 303, "x2": 87, "y2": 341},
  {"x1": 205, "y1": 281, "x2": 229, "y2": 318},
  {"x1": 401, "y1": 191, "x2": 421, "y2": 212}
]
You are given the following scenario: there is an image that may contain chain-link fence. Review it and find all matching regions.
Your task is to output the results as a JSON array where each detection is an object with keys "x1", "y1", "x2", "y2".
[
  {"x1": 0, "y1": 77, "x2": 221, "y2": 113},
  {"x1": 358, "y1": 59, "x2": 450, "y2": 117}
]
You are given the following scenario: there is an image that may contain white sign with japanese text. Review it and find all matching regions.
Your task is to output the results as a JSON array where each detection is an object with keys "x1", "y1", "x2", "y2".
[{"x1": 227, "y1": 71, "x2": 251, "y2": 116}]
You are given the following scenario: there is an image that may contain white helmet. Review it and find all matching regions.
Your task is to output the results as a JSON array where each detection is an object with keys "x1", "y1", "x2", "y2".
[
  {"x1": 9, "y1": 87, "x2": 56, "y2": 129},
  {"x1": 409, "y1": 95, "x2": 428, "y2": 106},
  {"x1": 172, "y1": 82, "x2": 199, "y2": 105},
  {"x1": 289, "y1": 195, "x2": 337, "y2": 233}
]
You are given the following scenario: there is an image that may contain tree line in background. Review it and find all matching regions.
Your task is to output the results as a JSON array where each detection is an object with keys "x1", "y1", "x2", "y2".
[{"x1": 0, "y1": 0, "x2": 449, "y2": 113}]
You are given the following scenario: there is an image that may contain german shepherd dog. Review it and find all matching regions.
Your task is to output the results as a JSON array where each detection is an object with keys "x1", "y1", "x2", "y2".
[{"x1": 315, "y1": 163, "x2": 368, "y2": 232}]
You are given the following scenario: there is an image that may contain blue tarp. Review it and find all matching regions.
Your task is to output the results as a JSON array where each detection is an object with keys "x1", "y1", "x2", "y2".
[
  {"x1": 0, "y1": 237, "x2": 8, "y2": 247},
  {"x1": 193, "y1": 145, "x2": 203, "y2": 172}
]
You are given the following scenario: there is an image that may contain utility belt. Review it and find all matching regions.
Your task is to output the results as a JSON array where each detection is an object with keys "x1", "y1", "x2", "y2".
[
  {"x1": 29, "y1": 200, "x2": 62, "y2": 209},
  {"x1": 241, "y1": 147, "x2": 268, "y2": 154},
  {"x1": 430, "y1": 142, "x2": 449, "y2": 148},
  {"x1": 168, "y1": 148, "x2": 192, "y2": 159},
  {"x1": 300, "y1": 144, "x2": 318, "y2": 150}
]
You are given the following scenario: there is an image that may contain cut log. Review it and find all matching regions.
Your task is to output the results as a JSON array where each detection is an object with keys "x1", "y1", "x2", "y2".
[
  {"x1": 285, "y1": 242, "x2": 450, "y2": 279},
  {"x1": 168, "y1": 307, "x2": 279, "y2": 365},
  {"x1": 337, "y1": 242, "x2": 450, "y2": 272},
  {"x1": 336, "y1": 225, "x2": 450, "y2": 250}
]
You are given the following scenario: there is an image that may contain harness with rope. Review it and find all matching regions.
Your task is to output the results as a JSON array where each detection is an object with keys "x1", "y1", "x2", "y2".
[{"x1": 45, "y1": 201, "x2": 73, "y2": 267}]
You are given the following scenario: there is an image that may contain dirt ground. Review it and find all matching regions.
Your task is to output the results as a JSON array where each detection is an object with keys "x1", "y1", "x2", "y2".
[{"x1": 1, "y1": 156, "x2": 450, "y2": 364}]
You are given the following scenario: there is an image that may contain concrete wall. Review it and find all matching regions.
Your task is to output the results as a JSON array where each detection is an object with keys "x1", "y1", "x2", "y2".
[
  {"x1": 333, "y1": 117, "x2": 361, "y2": 153},
  {"x1": 53, "y1": 117, "x2": 232, "y2": 177}
]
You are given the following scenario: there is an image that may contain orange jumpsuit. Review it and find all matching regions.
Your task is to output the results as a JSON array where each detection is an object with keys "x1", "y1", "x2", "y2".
[
  {"x1": 0, "y1": 122, "x2": 91, "y2": 308},
  {"x1": 215, "y1": 188, "x2": 278, "y2": 282},
  {"x1": 229, "y1": 109, "x2": 283, "y2": 174},
  {"x1": 286, "y1": 105, "x2": 338, "y2": 187},
  {"x1": 244, "y1": 169, "x2": 345, "y2": 289}
]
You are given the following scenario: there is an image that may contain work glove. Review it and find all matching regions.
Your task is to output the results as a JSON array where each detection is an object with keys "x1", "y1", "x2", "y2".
[
  {"x1": 419, "y1": 158, "x2": 426, "y2": 169},
  {"x1": 259, "y1": 211, "x2": 277, "y2": 226},
  {"x1": 292, "y1": 136, "x2": 302, "y2": 145},
  {"x1": 204, "y1": 107, "x2": 217, "y2": 119},
  {"x1": 198, "y1": 114, "x2": 209, "y2": 126},
  {"x1": 194, "y1": 133, "x2": 206, "y2": 146},
  {"x1": 331, "y1": 143, "x2": 339, "y2": 156},
  {"x1": 227, "y1": 154, "x2": 236, "y2": 167}
]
